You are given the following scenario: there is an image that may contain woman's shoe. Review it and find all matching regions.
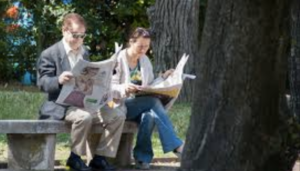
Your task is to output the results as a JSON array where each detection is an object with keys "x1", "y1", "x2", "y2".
[
  {"x1": 174, "y1": 151, "x2": 182, "y2": 159},
  {"x1": 174, "y1": 142, "x2": 184, "y2": 160},
  {"x1": 135, "y1": 160, "x2": 150, "y2": 170}
]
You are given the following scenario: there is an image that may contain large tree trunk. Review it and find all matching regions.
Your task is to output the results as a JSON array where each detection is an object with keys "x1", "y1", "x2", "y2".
[
  {"x1": 288, "y1": 0, "x2": 300, "y2": 169},
  {"x1": 181, "y1": 0, "x2": 294, "y2": 171},
  {"x1": 290, "y1": 0, "x2": 300, "y2": 120},
  {"x1": 147, "y1": 0, "x2": 199, "y2": 102}
]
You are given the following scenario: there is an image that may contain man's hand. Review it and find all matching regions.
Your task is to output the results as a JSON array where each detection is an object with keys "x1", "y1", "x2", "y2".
[{"x1": 58, "y1": 71, "x2": 73, "y2": 85}]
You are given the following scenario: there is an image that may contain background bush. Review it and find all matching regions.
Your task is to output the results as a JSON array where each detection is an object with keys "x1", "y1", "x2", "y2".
[{"x1": 0, "y1": 0, "x2": 155, "y2": 83}]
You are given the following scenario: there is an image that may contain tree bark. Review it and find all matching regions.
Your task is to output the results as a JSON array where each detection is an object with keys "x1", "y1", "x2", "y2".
[
  {"x1": 181, "y1": 0, "x2": 293, "y2": 171},
  {"x1": 290, "y1": 0, "x2": 300, "y2": 120},
  {"x1": 287, "y1": 0, "x2": 300, "y2": 168},
  {"x1": 147, "y1": 0, "x2": 199, "y2": 102}
]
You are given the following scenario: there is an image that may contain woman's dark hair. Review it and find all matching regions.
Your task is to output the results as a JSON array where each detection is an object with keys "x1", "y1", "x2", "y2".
[{"x1": 128, "y1": 27, "x2": 151, "y2": 42}]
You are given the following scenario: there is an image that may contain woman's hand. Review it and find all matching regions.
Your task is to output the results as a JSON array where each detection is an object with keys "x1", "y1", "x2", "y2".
[
  {"x1": 162, "y1": 69, "x2": 175, "y2": 79},
  {"x1": 125, "y1": 83, "x2": 140, "y2": 95}
]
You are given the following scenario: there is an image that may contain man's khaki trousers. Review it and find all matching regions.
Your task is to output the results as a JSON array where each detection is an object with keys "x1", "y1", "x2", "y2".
[{"x1": 65, "y1": 105, "x2": 125, "y2": 158}]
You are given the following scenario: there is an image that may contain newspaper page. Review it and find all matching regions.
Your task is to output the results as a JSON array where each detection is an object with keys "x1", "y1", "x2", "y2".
[
  {"x1": 56, "y1": 48, "x2": 120, "y2": 111},
  {"x1": 136, "y1": 54, "x2": 193, "y2": 104}
]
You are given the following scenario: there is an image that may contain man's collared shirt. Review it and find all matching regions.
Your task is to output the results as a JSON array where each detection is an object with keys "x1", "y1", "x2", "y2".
[{"x1": 62, "y1": 38, "x2": 84, "y2": 69}]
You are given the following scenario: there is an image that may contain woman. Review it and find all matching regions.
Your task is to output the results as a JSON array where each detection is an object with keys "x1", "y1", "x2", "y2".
[{"x1": 111, "y1": 27, "x2": 184, "y2": 169}]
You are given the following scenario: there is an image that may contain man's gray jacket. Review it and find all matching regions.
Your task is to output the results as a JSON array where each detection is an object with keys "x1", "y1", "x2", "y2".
[{"x1": 37, "y1": 40, "x2": 89, "y2": 120}]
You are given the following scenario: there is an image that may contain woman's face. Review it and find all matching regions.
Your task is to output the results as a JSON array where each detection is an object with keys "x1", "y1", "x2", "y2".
[{"x1": 130, "y1": 37, "x2": 151, "y2": 57}]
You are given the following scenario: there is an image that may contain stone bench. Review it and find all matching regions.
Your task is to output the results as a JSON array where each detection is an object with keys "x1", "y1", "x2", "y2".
[{"x1": 0, "y1": 120, "x2": 137, "y2": 171}]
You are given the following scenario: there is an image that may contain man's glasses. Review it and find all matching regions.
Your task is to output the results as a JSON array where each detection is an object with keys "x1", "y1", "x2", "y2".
[{"x1": 70, "y1": 32, "x2": 86, "y2": 39}]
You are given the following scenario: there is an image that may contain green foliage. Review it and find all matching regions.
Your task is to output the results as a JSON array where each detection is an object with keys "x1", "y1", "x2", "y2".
[
  {"x1": 0, "y1": 0, "x2": 155, "y2": 83},
  {"x1": 0, "y1": 2, "x2": 12, "y2": 82},
  {"x1": 71, "y1": 0, "x2": 154, "y2": 61}
]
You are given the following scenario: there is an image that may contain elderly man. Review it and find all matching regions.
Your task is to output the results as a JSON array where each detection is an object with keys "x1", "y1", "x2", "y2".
[{"x1": 37, "y1": 13, "x2": 125, "y2": 171}]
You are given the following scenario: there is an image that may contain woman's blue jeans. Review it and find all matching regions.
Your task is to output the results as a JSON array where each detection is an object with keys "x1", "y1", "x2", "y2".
[{"x1": 125, "y1": 96, "x2": 183, "y2": 163}]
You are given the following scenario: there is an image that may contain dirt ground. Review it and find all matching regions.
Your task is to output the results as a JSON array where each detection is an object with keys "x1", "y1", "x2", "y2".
[
  {"x1": 0, "y1": 158, "x2": 180, "y2": 171},
  {"x1": 3, "y1": 159, "x2": 300, "y2": 171}
]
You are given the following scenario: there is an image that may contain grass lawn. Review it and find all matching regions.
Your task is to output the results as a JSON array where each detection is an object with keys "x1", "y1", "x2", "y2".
[{"x1": 0, "y1": 85, "x2": 191, "y2": 163}]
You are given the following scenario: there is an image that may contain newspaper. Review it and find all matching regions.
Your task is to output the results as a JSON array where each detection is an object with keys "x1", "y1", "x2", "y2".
[
  {"x1": 136, "y1": 54, "x2": 195, "y2": 104},
  {"x1": 56, "y1": 44, "x2": 122, "y2": 110}
]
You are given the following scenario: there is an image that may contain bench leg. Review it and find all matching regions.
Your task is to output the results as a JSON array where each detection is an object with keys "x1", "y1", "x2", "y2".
[
  {"x1": 115, "y1": 133, "x2": 134, "y2": 166},
  {"x1": 7, "y1": 134, "x2": 56, "y2": 171}
]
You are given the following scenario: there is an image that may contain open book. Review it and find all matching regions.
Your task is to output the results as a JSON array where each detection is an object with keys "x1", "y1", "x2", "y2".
[
  {"x1": 135, "y1": 54, "x2": 195, "y2": 104},
  {"x1": 56, "y1": 43, "x2": 122, "y2": 110}
]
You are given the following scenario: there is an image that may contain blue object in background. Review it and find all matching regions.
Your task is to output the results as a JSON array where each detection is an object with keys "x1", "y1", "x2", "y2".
[{"x1": 22, "y1": 70, "x2": 32, "y2": 85}]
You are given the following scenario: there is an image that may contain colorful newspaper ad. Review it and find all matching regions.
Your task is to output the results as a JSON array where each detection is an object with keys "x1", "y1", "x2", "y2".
[{"x1": 56, "y1": 48, "x2": 121, "y2": 111}]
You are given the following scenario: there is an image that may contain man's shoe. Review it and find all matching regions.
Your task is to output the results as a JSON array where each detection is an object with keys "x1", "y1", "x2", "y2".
[
  {"x1": 135, "y1": 160, "x2": 150, "y2": 170},
  {"x1": 89, "y1": 155, "x2": 116, "y2": 171},
  {"x1": 66, "y1": 155, "x2": 91, "y2": 171}
]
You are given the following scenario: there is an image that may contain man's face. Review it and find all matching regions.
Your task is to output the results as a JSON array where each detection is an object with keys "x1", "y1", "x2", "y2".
[{"x1": 63, "y1": 21, "x2": 86, "y2": 51}]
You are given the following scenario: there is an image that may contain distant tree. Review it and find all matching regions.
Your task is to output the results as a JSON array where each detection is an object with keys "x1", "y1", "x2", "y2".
[
  {"x1": 0, "y1": 1, "x2": 12, "y2": 82},
  {"x1": 0, "y1": 0, "x2": 155, "y2": 83},
  {"x1": 66, "y1": 0, "x2": 155, "y2": 61},
  {"x1": 147, "y1": 0, "x2": 200, "y2": 102},
  {"x1": 0, "y1": 2, "x2": 34, "y2": 82},
  {"x1": 180, "y1": 0, "x2": 298, "y2": 171}
]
